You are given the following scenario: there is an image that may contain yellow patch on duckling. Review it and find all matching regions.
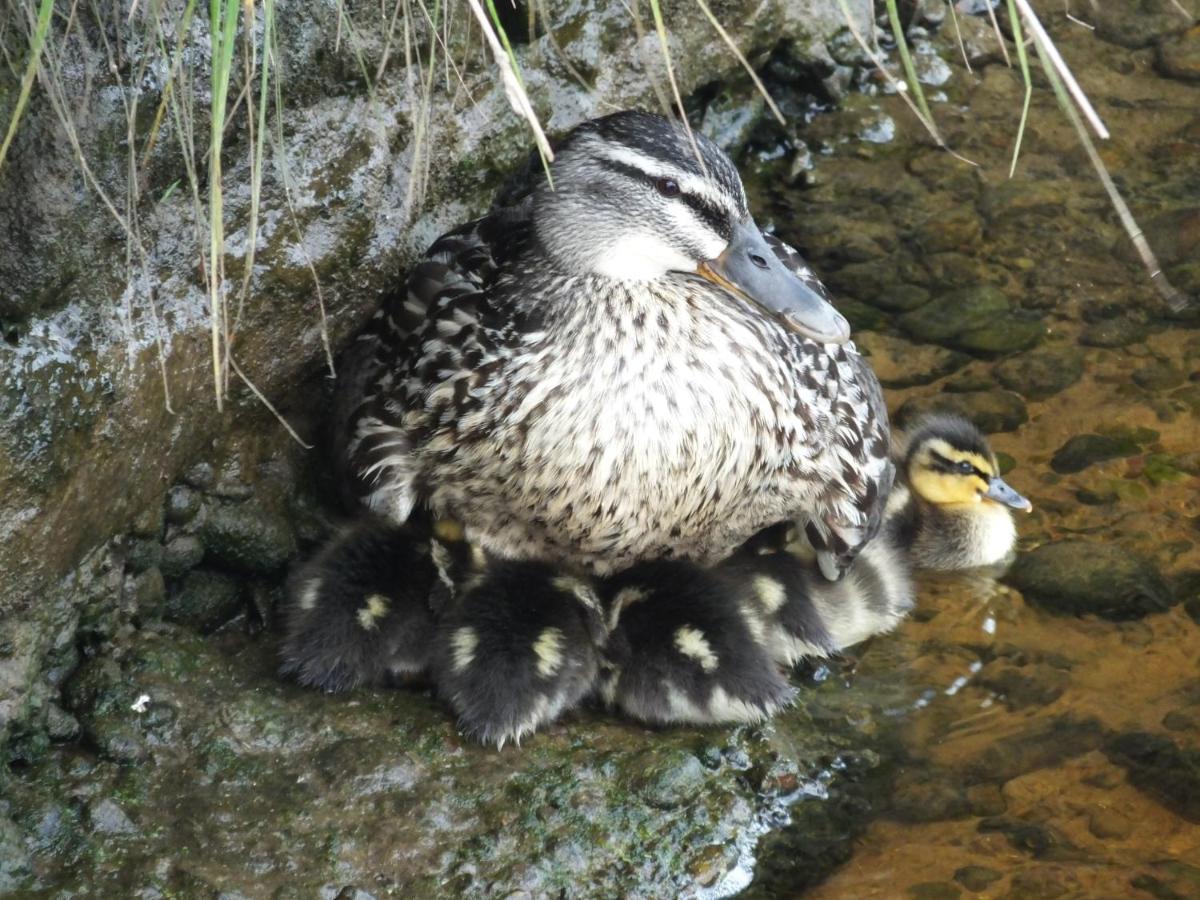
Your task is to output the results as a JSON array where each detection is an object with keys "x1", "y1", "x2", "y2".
[
  {"x1": 356, "y1": 593, "x2": 390, "y2": 630},
  {"x1": 450, "y1": 627, "x2": 478, "y2": 672},
  {"x1": 910, "y1": 439, "x2": 994, "y2": 507},
  {"x1": 533, "y1": 627, "x2": 566, "y2": 678},
  {"x1": 674, "y1": 626, "x2": 719, "y2": 673},
  {"x1": 753, "y1": 576, "x2": 788, "y2": 613}
]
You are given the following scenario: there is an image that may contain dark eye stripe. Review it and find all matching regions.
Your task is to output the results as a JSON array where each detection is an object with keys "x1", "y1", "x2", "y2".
[
  {"x1": 929, "y1": 451, "x2": 985, "y2": 478},
  {"x1": 594, "y1": 158, "x2": 732, "y2": 240}
]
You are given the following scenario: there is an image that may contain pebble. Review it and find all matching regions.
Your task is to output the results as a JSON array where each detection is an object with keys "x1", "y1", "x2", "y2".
[
  {"x1": 165, "y1": 569, "x2": 244, "y2": 634},
  {"x1": 1132, "y1": 361, "x2": 1186, "y2": 391},
  {"x1": 1007, "y1": 540, "x2": 1173, "y2": 620},
  {"x1": 1087, "y1": 808, "x2": 1133, "y2": 840},
  {"x1": 1092, "y1": 1, "x2": 1196, "y2": 49},
  {"x1": 1079, "y1": 317, "x2": 1149, "y2": 349},
  {"x1": 1158, "y1": 29, "x2": 1200, "y2": 82},
  {"x1": 953, "y1": 865, "x2": 1001, "y2": 892},
  {"x1": 906, "y1": 882, "x2": 960, "y2": 900},
  {"x1": 160, "y1": 535, "x2": 206, "y2": 580},
  {"x1": 86, "y1": 798, "x2": 139, "y2": 836},
  {"x1": 164, "y1": 484, "x2": 202, "y2": 525}
]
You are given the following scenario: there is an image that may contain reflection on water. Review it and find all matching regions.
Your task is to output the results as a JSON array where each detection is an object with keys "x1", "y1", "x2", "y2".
[{"x1": 748, "y1": 5, "x2": 1200, "y2": 897}]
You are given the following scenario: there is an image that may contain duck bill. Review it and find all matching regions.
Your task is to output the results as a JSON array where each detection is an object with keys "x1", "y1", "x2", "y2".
[
  {"x1": 698, "y1": 221, "x2": 851, "y2": 345},
  {"x1": 984, "y1": 476, "x2": 1032, "y2": 512}
]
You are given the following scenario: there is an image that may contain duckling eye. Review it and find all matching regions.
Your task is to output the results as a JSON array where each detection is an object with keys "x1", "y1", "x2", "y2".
[
  {"x1": 956, "y1": 460, "x2": 975, "y2": 475},
  {"x1": 654, "y1": 177, "x2": 681, "y2": 198}
]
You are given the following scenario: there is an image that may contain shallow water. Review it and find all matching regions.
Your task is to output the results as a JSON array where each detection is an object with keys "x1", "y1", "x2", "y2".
[{"x1": 743, "y1": 9, "x2": 1200, "y2": 897}]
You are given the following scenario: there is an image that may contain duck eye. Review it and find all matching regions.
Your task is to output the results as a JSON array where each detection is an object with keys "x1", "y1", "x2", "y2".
[
  {"x1": 654, "y1": 177, "x2": 681, "y2": 198},
  {"x1": 957, "y1": 460, "x2": 975, "y2": 475}
]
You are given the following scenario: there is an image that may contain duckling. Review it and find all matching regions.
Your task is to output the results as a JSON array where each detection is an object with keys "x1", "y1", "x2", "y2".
[
  {"x1": 598, "y1": 560, "x2": 795, "y2": 726},
  {"x1": 598, "y1": 415, "x2": 1030, "y2": 721},
  {"x1": 720, "y1": 413, "x2": 1031, "y2": 668},
  {"x1": 430, "y1": 558, "x2": 607, "y2": 747},
  {"x1": 280, "y1": 520, "x2": 439, "y2": 692},
  {"x1": 889, "y1": 413, "x2": 1031, "y2": 571}
]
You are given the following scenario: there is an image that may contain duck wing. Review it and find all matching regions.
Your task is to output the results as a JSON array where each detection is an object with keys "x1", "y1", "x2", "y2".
[
  {"x1": 764, "y1": 233, "x2": 895, "y2": 581},
  {"x1": 336, "y1": 200, "x2": 534, "y2": 519}
]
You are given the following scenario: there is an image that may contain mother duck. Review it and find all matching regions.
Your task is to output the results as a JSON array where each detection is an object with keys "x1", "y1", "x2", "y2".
[{"x1": 284, "y1": 111, "x2": 893, "y2": 739}]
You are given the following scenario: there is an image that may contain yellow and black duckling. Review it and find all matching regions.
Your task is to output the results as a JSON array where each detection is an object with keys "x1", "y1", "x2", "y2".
[
  {"x1": 282, "y1": 110, "x2": 898, "y2": 744},
  {"x1": 598, "y1": 414, "x2": 1030, "y2": 725}
]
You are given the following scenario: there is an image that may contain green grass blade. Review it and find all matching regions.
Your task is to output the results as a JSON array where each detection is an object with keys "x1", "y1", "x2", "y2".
[
  {"x1": 1006, "y1": 0, "x2": 1032, "y2": 177},
  {"x1": 0, "y1": 0, "x2": 55, "y2": 172},
  {"x1": 884, "y1": 0, "x2": 934, "y2": 127}
]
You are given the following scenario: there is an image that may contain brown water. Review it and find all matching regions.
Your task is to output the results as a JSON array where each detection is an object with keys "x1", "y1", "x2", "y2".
[{"x1": 747, "y1": 9, "x2": 1200, "y2": 897}]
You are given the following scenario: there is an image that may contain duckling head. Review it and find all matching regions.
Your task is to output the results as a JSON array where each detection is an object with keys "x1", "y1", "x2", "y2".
[
  {"x1": 904, "y1": 414, "x2": 1031, "y2": 513},
  {"x1": 531, "y1": 110, "x2": 850, "y2": 344}
]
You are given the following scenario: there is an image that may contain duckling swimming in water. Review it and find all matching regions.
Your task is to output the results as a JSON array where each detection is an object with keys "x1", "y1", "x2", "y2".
[{"x1": 599, "y1": 414, "x2": 1030, "y2": 724}]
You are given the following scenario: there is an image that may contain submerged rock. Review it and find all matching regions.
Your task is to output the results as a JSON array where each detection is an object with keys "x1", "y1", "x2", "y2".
[
  {"x1": 1007, "y1": 541, "x2": 1173, "y2": 620},
  {"x1": 1105, "y1": 732, "x2": 1200, "y2": 823},
  {"x1": 895, "y1": 390, "x2": 1028, "y2": 434},
  {"x1": 992, "y1": 346, "x2": 1084, "y2": 400},
  {"x1": 855, "y1": 332, "x2": 969, "y2": 388},
  {"x1": 1050, "y1": 434, "x2": 1142, "y2": 474},
  {"x1": 898, "y1": 286, "x2": 1043, "y2": 355}
]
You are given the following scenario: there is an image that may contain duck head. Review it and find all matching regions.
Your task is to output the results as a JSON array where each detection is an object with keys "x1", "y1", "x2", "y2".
[{"x1": 532, "y1": 111, "x2": 851, "y2": 345}]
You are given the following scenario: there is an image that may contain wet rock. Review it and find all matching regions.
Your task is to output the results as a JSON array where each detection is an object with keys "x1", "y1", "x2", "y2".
[
  {"x1": 132, "y1": 567, "x2": 167, "y2": 618},
  {"x1": 895, "y1": 390, "x2": 1028, "y2": 434},
  {"x1": 1158, "y1": 28, "x2": 1200, "y2": 81},
  {"x1": 889, "y1": 767, "x2": 971, "y2": 822},
  {"x1": 44, "y1": 702, "x2": 80, "y2": 742},
  {"x1": 124, "y1": 538, "x2": 163, "y2": 575},
  {"x1": 1133, "y1": 361, "x2": 1186, "y2": 391},
  {"x1": 1105, "y1": 732, "x2": 1200, "y2": 823},
  {"x1": 165, "y1": 569, "x2": 244, "y2": 633},
  {"x1": 1092, "y1": 0, "x2": 1198, "y2": 49},
  {"x1": 164, "y1": 485, "x2": 203, "y2": 525},
  {"x1": 977, "y1": 664, "x2": 1069, "y2": 710},
  {"x1": 160, "y1": 535, "x2": 206, "y2": 580},
  {"x1": 965, "y1": 783, "x2": 1006, "y2": 817},
  {"x1": 898, "y1": 286, "x2": 1043, "y2": 355},
  {"x1": 1131, "y1": 861, "x2": 1200, "y2": 900},
  {"x1": 1007, "y1": 867, "x2": 1075, "y2": 898},
  {"x1": 86, "y1": 798, "x2": 139, "y2": 836},
  {"x1": 198, "y1": 504, "x2": 296, "y2": 575},
  {"x1": 907, "y1": 882, "x2": 960, "y2": 900},
  {"x1": 954, "y1": 866, "x2": 1001, "y2": 893},
  {"x1": 976, "y1": 816, "x2": 1080, "y2": 861},
  {"x1": 1008, "y1": 541, "x2": 1173, "y2": 620},
  {"x1": 1079, "y1": 317, "x2": 1149, "y2": 348},
  {"x1": 967, "y1": 717, "x2": 1103, "y2": 783},
  {"x1": 624, "y1": 749, "x2": 709, "y2": 810},
  {"x1": 1087, "y1": 808, "x2": 1133, "y2": 840},
  {"x1": 992, "y1": 346, "x2": 1084, "y2": 401},
  {"x1": 855, "y1": 331, "x2": 970, "y2": 388},
  {"x1": 0, "y1": 816, "x2": 32, "y2": 892},
  {"x1": 1050, "y1": 434, "x2": 1142, "y2": 474},
  {"x1": 182, "y1": 463, "x2": 217, "y2": 491}
]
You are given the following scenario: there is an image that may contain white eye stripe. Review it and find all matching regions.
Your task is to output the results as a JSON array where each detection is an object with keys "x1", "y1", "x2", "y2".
[{"x1": 588, "y1": 142, "x2": 742, "y2": 218}]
